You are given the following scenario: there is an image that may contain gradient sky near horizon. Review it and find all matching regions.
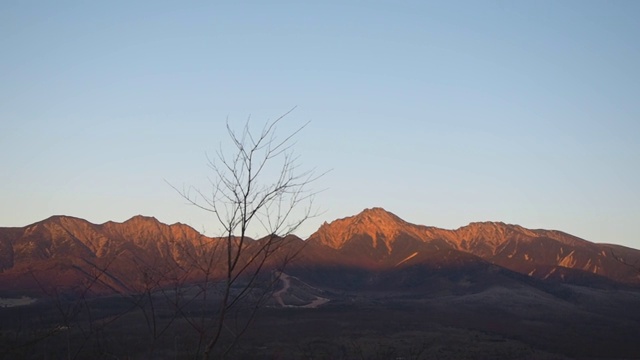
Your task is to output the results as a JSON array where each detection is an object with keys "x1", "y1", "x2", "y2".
[{"x1": 1, "y1": 1, "x2": 639, "y2": 247}]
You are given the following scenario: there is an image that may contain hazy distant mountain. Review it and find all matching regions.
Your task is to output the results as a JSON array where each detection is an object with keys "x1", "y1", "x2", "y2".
[{"x1": 1, "y1": 208, "x2": 639, "y2": 296}]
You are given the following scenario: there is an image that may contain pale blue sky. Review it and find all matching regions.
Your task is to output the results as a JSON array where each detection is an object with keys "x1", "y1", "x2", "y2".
[{"x1": 1, "y1": 1, "x2": 639, "y2": 247}]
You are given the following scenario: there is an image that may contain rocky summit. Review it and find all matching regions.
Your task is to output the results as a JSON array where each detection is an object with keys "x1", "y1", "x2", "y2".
[{"x1": 1, "y1": 208, "x2": 639, "y2": 296}]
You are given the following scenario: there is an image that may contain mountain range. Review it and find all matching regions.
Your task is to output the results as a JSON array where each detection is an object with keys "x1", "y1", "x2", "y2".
[
  {"x1": 4, "y1": 208, "x2": 640, "y2": 358},
  {"x1": 1, "y1": 207, "x2": 639, "y2": 297}
]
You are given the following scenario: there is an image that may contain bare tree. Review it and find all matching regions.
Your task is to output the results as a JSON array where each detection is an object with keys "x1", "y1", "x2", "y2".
[
  {"x1": 169, "y1": 108, "x2": 322, "y2": 359},
  {"x1": 2, "y1": 109, "x2": 320, "y2": 360}
]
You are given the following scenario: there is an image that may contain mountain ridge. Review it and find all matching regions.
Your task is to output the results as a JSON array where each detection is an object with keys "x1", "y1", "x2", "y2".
[
  {"x1": 1, "y1": 208, "x2": 639, "y2": 296},
  {"x1": 306, "y1": 208, "x2": 640, "y2": 285}
]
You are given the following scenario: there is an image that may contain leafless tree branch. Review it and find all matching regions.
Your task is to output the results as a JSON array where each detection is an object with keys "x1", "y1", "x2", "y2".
[{"x1": 165, "y1": 108, "x2": 322, "y2": 359}]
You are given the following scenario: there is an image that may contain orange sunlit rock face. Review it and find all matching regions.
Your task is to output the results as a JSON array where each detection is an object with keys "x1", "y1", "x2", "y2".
[
  {"x1": 306, "y1": 207, "x2": 640, "y2": 285},
  {"x1": 1, "y1": 208, "x2": 639, "y2": 296}
]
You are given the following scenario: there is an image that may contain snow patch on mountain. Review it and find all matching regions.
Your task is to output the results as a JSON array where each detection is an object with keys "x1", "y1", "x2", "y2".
[{"x1": 395, "y1": 252, "x2": 419, "y2": 267}]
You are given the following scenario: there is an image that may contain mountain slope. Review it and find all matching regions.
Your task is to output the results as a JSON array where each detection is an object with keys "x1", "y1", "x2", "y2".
[
  {"x1": 0, "y1": 215, "x2": 224, "y2": 295},
  {"x1": 307, "y1": 208, "x2": 640, "y2": 286},
  {"x1": 1, "y1": 209, "x2": 639, "y2": 296}
]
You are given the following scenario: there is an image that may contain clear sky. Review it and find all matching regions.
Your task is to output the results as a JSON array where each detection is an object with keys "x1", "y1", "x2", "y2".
[{"x1": 1, "y1": 1, "x2": 639, "y2": 247}]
